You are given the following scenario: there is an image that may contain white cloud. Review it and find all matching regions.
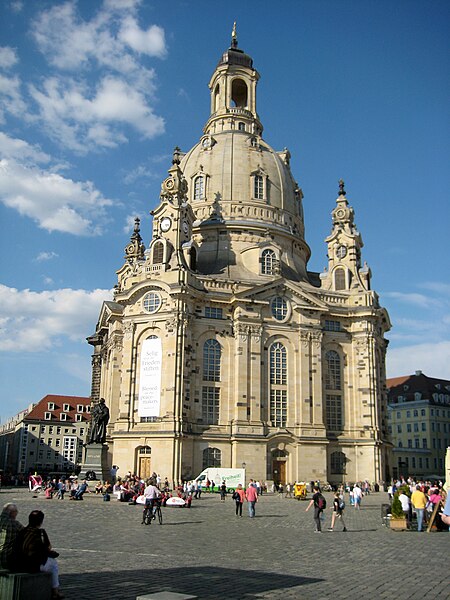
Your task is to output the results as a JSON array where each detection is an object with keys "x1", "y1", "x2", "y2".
[
  {"x1": 387, "y1": 341, "x2": 450, "y2": 380},
  {"x1": 29, "y1": 75, "x2": 164, "y2": 152},
  {"x1": 0, "y1": 158, "x2": 114, "y2": 235},
  {"x1": 9, "y1": 1, "x2": 24, "y2": 13},
  {"x1": 384, "y1": 291, "x2": 442, "y2": 309},
  {"x1": 0, "y1": 132, "x2": 50, "y2": 164},
  {"x1": 32, "y1": 2, "x2": 167, "y2": 74},
  {"x1": 119, "y1": 18, "x2": 167, "y2": 58},
  {"x1": 35, "y1": 251, "x2": 59, "y2": 262},
  {"x1": 0, "y1": 284, "x2": 111, "y2": 352},
  {"x1": 0, "y1": 73, "x2": 27, "y2": 121},
  {"x1": 0, "y1": 47, "x2": 18, "y2": 69}
]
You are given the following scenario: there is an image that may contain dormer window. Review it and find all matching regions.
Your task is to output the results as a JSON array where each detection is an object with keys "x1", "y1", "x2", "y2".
[
  {"x1": 75, "y1": 414, "x2": 83, "y2": 422},
  {"x1": 261, "y1": 249, "x2": 276, "y2": 275},
  {"x1": 60, "y1": 413, "x2": 67, "y2": 421},
  {"x1": 77, "y1": 405, "x2": 84, "y2": 413},
  {"x1": 63, "y1": 404, "x2": 70, "y2": 412},
  {"x1": 44, "y1": 412, "x2": 52, "y2": 420},
  {"x1": 194, "y1": 175, "x2": 204, "y2": 200},
  {"x1": 48, "y1": 402, "x2": 55, "y2": 411}
]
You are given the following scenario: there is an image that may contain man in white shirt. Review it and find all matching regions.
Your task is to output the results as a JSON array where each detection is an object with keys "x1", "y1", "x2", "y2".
[
  {"x1": 353, "y1": 484, "x2": 363, "y2": 509},
  {"x1": 143, "y1": 480, "x2": 161, "y2": 507},
  {"x1": 398, "y1": 490, "x2": 411, "y2": 527}
]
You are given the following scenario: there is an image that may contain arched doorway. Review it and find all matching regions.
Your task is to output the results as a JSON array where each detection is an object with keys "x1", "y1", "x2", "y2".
[
  {"x1": 271, "y1": 449, "x2": 288, "y2": 485},
  {"x1": 137, "y1": 446, "x2": 152, "y2": 479}
]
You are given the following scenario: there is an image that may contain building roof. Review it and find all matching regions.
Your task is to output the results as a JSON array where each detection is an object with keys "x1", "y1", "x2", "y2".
[
  {"x1": 25, "y1": 394, "x2": 91, "y2": 423},
  {"x1": 387, "y1": 371, "x2": 450, "y2": 405}
]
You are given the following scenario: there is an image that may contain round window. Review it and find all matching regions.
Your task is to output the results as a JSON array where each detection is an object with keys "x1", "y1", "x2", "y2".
[
  {"x1": 271, "y1": 296, "x2": 288, "y2": 321},
  {"x1": 143, "y1": 292, "x2": 161, "y2": 314}
]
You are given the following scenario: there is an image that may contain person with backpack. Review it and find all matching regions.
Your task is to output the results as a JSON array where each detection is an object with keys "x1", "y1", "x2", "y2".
[
  {"x1": 328, "y1": 491, "x2": 347, "y2": 531},
  {"x1": 305, "y1": 486, "x2": 326, "y2": 532}
]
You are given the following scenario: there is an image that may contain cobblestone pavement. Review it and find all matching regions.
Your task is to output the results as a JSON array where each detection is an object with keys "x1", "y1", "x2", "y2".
[{"x1": 2, "y1": 487, "x2": 448, "y2": 599}]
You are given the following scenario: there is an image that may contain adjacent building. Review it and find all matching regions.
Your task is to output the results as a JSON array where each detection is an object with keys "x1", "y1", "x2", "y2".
[
  {"x1": 87, "y1": 30, "x2": 391, "y2": 486},
  {"x1": 0, "y1": 405, "x2": 34, "y2": 474},
  {"x1": 387, "y1": 371, "x2": 450, "y2": 480},
  {"x1": 8, "y1": 395, "x2": 91, "y2": 476}
]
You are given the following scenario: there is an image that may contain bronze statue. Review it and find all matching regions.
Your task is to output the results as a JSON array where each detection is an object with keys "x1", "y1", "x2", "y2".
[{"x1": 88, "y1": 398, "x2": 110, "y2": 444}]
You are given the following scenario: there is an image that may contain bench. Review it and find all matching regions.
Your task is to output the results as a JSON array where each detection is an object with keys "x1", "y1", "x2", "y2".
[{"x1": 0, "y1": 569, "x2": 52, "y2": 600}]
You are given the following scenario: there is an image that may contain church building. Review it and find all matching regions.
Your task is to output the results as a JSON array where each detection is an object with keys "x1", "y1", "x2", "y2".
[{"x1": 87, "y1": 29, "x2": 391, "y2": 486}]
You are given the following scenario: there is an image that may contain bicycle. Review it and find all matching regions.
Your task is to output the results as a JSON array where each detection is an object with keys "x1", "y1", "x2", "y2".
[{"x1": 142, "y1": 500, "x2": 163, "y2": 525}]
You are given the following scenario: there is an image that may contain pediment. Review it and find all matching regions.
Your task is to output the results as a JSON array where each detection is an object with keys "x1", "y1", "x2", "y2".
[
  {"x1": 234, "y1": 280, "x2": 328, "y2": 311},
  {"x1": 97, "y1": 300, "x2": 124, "y2": 329}
]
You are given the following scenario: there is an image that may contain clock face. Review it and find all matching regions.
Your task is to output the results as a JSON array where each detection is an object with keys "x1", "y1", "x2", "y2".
[
  {"x1": 160, "y1": 217, "x2": 172, "y2": 232},
  {"x1": 336, "y1": 245, "x2": 347, "y2": 259}
]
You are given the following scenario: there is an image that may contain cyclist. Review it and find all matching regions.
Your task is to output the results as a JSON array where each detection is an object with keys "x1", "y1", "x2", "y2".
[{"x1": 142, "y1": 478, "x2": 161, "y2": 524}]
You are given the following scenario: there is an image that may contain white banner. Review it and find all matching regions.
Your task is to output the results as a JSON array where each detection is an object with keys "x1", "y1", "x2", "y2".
[{"x1": 138, "y1": 337, "x2": 162, "y2": 417}]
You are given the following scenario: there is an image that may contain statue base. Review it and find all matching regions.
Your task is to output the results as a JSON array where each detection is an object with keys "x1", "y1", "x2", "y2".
[{"x1": 79, "y1": 443, "x2": 109, "y2": 481}]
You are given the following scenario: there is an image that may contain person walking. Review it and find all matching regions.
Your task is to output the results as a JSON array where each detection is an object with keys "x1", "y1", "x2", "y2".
[
  {"x1": 220, "y1": 480, "x2": 227, "y2": 501},
  {"x1": 246, "y1": 481, "x2": 258, "y2": 518},
  {"x1": 353, "y1": 483, "x2": 363, "y2": 509},
  {"x1": 306, "y1": 486, "x2": 326, "y2": 532},
  {"x1": 233, "y1": 484, "x2": 245, "y2": 517},
  {"x1": 328, "y1": 491, "x2": 347, "y2": 532}
]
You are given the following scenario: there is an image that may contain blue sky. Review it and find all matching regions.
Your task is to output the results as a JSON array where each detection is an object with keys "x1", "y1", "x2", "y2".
[{"x1": 1, "y1": 0, "x2": 449, "y2": 422}]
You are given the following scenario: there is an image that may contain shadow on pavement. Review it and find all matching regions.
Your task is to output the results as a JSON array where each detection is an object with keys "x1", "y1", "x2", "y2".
[{"x1": 61, "y1": 566, "x2": 323, "y2": 599}]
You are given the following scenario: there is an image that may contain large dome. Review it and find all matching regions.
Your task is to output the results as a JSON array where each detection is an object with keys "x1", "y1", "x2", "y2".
[{"x1": 175, "y1": 36, "x2": 310, "y2": 282}]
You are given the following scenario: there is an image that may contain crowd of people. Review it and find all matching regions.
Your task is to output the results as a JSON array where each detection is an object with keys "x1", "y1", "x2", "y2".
[{"x1": 388, "y1": 476, "x2": 447, "y2": 531}]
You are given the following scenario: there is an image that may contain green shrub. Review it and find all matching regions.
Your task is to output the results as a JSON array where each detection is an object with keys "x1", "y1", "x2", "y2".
[{"x1": 391, "y1": 491, "x2": 404, "y2": 519}]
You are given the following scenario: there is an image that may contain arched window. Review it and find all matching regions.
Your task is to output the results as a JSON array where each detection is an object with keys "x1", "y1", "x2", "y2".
[
  {"x1": 214, "y1": 84, "x2": 220, "y2": 112},
  {"x1": 325, "y1": 350, "x2": 343, "y2": 430},
  {"x1": 203, "y1": 339, "x2": 221, "y2": 381},
  {"x1": 330, "y1": 451, "x2": 346, "y2": 474},
  {"x1": 238, "y1": 122, "x2": 245, "y2": 131},
  {"x1": 194, "y1": 175, "x2": 204, "y2": 200},
  {"x1": 189, "y1": 247, "x2": 197, "y2": 271},
  {"x1": 261, "y1": 249, "x2": 276, "y2": 275},
  {"x1": 153, "y1": 241, "x2": 164, "y2": 264},
  {"x1": 254, "y1": 175, "x2": 264, "y2": 199},
  {"x1": 203, "y1": 447, "x2": 221, "y2": 469},
  {"x1": 231, "y1": 78, "x2": 247, "y2": 107},
  {"x1": 334, "y1": 268, "x2": 346, "y2": 291},
  {"x1": 269, "y1": 342, "x2": 287, "y2": 427}
]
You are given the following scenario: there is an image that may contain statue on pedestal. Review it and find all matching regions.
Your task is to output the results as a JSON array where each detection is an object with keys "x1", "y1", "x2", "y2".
[{"x1": 88, "y1": 398, "x2": 110, "y2": 444}]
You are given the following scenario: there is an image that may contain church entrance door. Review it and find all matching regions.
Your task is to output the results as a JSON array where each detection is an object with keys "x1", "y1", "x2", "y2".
[
  {"x1": 139, "y1": 456, "x2": 152, "y2": 479},
  {"x1": 272, "y1": 460, "x2": 286, "y2": 485}
]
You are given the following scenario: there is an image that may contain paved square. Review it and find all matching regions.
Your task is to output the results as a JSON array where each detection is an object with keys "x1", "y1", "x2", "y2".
[{"x1": 2, "y1": 488, "x2": 448, "y2": 599}]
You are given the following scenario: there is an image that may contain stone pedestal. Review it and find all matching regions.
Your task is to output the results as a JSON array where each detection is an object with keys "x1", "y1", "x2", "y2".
[{"x1": 79, "y1": 443, "x2": 108, "y2": 481}]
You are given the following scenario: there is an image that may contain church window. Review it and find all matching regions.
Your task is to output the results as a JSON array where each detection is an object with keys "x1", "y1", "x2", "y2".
[
  {"x1": 325, "y1": 395, "x2": 343, "y2": 430},
  {"x1": 270, "y1": 342, "x2": 287, "y2": 385},
  {"x1": 334, "y1": 268, "x2": 346, "y2": 290},
  {"x1": 271, "y1": 296, "x2": 288, "y2": 321},
  {"x1": 238, "y1": 122, "x2": 245, "y2": 131},
  {"x1": 254, "y1": 175, "x2": 264, "y2": 199},
  {"x1": 330, "y1": 451, "x2": 346, "y2": 474},
  {"x1": 202, "y1": 387, "x2": 220, "y2": 424},
  {"x1": 270, "y1": 390, "x2": 287, "y2": 428},
  {"x1": 189, "y1": 247, "x2": 197, "y2": 271},
  {"x1": 143, "y1": 292, "x2": 161, "y2": 314},
  {"x1": 194, "y1": 175, "x2": 204, "y2": 200},
  {"x1": 205, "y1": 307, "x2": 223, "y2": 319},
  {"x1": 270, "y1": 342, "x2": 287, "y2": 427},
  {"x1": 153, "y1": 241, "x2": 164, "y2": 264},
  {"x1": 325, "y1": 350, "x2": 341, "y2": 390},
  {"x1": 203, "y1": 447, "x2": 221, "y2": 469},
  {"x1": 325, "y1": 320, "x2": 341, "y2": 332},
  {"x1": 203, "y1": 339, "x2": 221, "y2": 381},
  {"x1": 261, "y1": 249, "x2": 276, "y2": 275},
  {"x1": 231, "y1": 78, "x2": 247, "y2": 108}
]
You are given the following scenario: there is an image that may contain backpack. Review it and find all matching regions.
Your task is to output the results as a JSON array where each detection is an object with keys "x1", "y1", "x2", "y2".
[{"x1": 317, "y1": 494, "x2": 326, "y2": 510}]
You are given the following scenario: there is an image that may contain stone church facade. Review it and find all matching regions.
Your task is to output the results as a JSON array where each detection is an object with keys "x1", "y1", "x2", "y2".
[{"x1": 87, "y1": 31, "x2": 391, "y2": 486}]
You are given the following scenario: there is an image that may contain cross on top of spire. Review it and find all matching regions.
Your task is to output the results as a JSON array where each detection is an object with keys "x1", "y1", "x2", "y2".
[{"x1": 231, "y1": 21, "x2": 238, "y2": 49}]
